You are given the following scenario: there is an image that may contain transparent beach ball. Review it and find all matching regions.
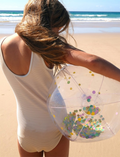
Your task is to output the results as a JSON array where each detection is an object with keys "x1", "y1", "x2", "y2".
[{"x1": 47, "y1": 65, "x2": 120, "y2": 142}]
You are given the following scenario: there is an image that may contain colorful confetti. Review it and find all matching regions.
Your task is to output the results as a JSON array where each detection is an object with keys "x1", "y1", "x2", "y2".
[
  {"x1": 62, "y1": 107, "x2": 105, "y2": 139},
  {"x1": 84, "y1": 105, "x2": 100, "y2": 115}
]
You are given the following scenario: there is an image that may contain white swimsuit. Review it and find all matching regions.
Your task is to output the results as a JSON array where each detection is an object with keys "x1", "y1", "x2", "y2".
[{"x1": 0, "y1": 38, "x2": 62, "y2": 152}]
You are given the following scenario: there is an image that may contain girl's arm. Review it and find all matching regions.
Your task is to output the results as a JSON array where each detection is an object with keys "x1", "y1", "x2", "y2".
[{"x1": 64, "y1": 48, "x2": 120, "y2": 82}]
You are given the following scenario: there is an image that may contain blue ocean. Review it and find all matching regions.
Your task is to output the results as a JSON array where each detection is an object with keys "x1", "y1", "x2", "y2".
[{"x1": 0, "y1": 10, "x2": 120, "y2": 23}]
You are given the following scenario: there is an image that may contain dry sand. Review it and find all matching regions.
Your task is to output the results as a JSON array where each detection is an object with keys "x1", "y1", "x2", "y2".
[{"x1": 0, "y1": 33, "x2": 120, "y2": 157}]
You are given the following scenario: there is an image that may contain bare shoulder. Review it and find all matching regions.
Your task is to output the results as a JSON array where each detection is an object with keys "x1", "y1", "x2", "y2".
[
  {"x1": 1, "y1": 33, "x2": 31, "y2": 75},
  {"x1": 2, "y1": 33, "x2": 18, "y2": 52},
  {"x1": 2, "y1": 33, "x2": 22, "y2": 59}
]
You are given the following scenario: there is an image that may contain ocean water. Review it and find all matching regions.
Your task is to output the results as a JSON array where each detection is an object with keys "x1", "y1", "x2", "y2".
[
  {"x1": 0, "y1": 10, "x2": 120, "y2": 34},
  {"x1": 0, "y1": 10, "x2": 23, "y2": 23},
  {"x1": 70, "y1": 11, "x2": 120, "y2": 22},
  {"x1": 0, "y1": 10, "x2": 120, "y2": 23}
]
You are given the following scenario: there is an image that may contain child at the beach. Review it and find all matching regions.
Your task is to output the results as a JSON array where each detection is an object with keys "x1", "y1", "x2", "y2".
[{"x1": 0, "y1": 0, "x2": 120, "y2": 157}]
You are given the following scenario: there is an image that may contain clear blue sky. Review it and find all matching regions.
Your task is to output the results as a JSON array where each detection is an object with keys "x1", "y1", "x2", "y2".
[{"x1": 0, "y1": 0, "x2": 120, "y2": 11}]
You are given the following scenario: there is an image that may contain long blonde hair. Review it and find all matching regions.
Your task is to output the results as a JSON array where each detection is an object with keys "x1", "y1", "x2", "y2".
[{"x1": 15, "y1": 0, "x2": 70, "y2": 66}]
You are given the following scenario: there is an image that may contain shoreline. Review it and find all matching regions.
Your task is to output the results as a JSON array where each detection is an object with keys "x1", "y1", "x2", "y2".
[
  {"x1": 0, "y1": 21, "x2": 120, "y2": 34},
  {"x1": 70, "y1": 21, "x2": 120, "y2": 34},
  {"x1": 71, "y1": 21, "x2": 120, "y2": 27}
]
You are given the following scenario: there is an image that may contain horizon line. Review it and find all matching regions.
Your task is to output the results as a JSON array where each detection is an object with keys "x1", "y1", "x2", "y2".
[{"x1": 0, "y1": 9, "x2": 120, "y2": 12}]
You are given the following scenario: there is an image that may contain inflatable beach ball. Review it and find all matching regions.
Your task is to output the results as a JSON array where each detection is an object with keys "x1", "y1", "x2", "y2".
[{"x1": 47, "y1": 65, "x2": 120, "y2": 142}]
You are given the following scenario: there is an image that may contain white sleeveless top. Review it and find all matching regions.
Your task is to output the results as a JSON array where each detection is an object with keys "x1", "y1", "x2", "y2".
[{"x1": 0, "y1": 37, "x2": 62, "y2": 152}]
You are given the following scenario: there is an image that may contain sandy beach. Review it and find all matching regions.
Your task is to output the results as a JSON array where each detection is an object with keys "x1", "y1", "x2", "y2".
[{"x1": 0, "y1": 24, "x2": 120, "y2": 157}]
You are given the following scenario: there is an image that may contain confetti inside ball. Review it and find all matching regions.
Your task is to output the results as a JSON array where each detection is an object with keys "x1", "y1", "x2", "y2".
[{"x1": 47, "y1": 65, "x2": 120, "y2": 142}]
